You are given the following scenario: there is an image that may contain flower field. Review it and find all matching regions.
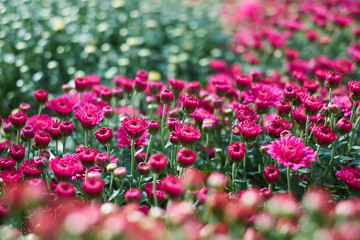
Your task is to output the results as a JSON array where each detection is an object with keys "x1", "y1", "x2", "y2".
[{"x1": 1, "y1": 0, "x2": 360, "y2": 239}]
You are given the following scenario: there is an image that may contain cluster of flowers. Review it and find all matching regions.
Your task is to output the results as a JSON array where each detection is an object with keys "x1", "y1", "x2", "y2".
[{"x1": 1, "y1": 179, "x2": 360, "y2": 240}]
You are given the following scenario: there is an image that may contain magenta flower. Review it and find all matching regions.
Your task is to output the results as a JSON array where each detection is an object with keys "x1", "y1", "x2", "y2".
[
  {"x1": 267, "y1": 135, "x2": 317, "y2": 171},
  {"x1": 0, "y1": 168, "x2": 23, "y2": 184},
  {"x1": 238, "y1": 120, "x2": 263, "y2": 141},
  {"x1": 173, "y1": 123, "x2": 201, "y2": 148},
  {"x1": 27, "y1": 114, "x2": 53, "y2": 130},
  {"x1": 337, "y1": 166, "x2": 360, "y2": 191},
  {"x1": 122, "y1": 116, "x2": 148, "y2": 140},
  {"x1": 234, "y1": 103, "x2": 259, "y2": 123},
  {"x1": 243, "y1": 83, "x2": 282, "y2": 111},
  {"x1": 115, "y1": 126, "x2": 149, "y2": 148},
  {"x1": 46, "y1": 94, "x2": 77, "y2": 116},
  {"x1": 74, "y1": 105, "x2": 105, "y2": 130}
]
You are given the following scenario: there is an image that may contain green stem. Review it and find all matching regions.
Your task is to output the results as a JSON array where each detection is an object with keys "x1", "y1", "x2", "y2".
[
  {"x1": 55, "y1": 140, "x2": 58, "y2": 156},
  {"x1": 287, "y1": 166, "x2": 291, "y2": 195},
  {"x1": 85, "y1": 130, "x2": 88, "y2": 148},
  {"x1": 153, "y1": 173, "x2": 158, "y2": 207},
  {"x1": 310, "y1": 145, "x2": 321, "y2": 188},
  {"x1": 27, "y1": 140, "x2": 31, "y2": 159},
  {"x1": 290, "y1": 102, "x2": 297, "y2": 136},
  {"x1": 243, "y1": 142, "x2": 248, "y2": 178},
  {"x1": 145, "y1": 135, "x2": 153, "y2": 162},
  {"x1": 321, "y1": 138, "x2": 338, "y2": 184},
  {"x1": 232, "y1": 162, "x2": 237, "y2": 191},
  {"x1": 181, "y1": 113, "x2": 187, "y2": 125},
  {"x1": 109, "y1": 173, "x2": 114, "y2": 195},
  {"x1": 38, "y1": 104, "x2": 42, "y2": 115},
  {"x1": 350, "y1": 100, "x2": 357, "y2": 123},
  {"x1": 161, "y1": 104, "x2": 167, "y2": 153},
  {"x1": 130, "y1": 138, "x2": 135, "y2": 188},
  {"x1": 305, "y1": 115, "x2": 310, "y2": 145},
  {"x1": 85, "y1": 167, "x2": 89, "y2": 180},
  {"x1": 16, "y1": 129, "x2": 20, "y2": 145},
  {"x1": 328, "y1": 88, "x2": 333, "y2": 104},
  {"x1": 63, "y1": 137, "x2": 67, "y2": 156},
  {"x1": 205, "y1": 133, "x2": 210, "y2": 169},
  {"x1": 106, "y1": 143, "x2": 111, "y2": 163},
  {"x1": 348, "y1": 117, "x2": 360, "y2": 155},
  {"x1": 131, "y1": 91, "x2": 137, "y2": 116}
]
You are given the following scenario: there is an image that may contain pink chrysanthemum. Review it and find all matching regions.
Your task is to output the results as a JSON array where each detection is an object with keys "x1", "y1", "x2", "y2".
[
  {"x1": 234, "y1": 103, "x2": 259, "y2": 123},
  {"x1": 115, "y1": 126, "x2": 149, "y2": 148},
  {"x1": 0, "y1": 140, "x2": 12, "y2": 154},
  {"x1": 144, "y1": 182, "x2": 166, "y2": 203},
  {"x1": 238, "y1": 120, "x2": 263, "y2": 141},
  {"x1": 173, "y1": 123, "x2": 201, "y2": 148},
  {"x1": 46, "y1": 94, "x2": 77, "y2": 116},
  {"x1": 267, "y1": 135, "x2": 317, "y2": 171},
  {"x1": 122, "y1": 116, "x2": 148, "y2": 140},
  {"x1": 337, "y1": 166, "x2": 360, "y2": 191},
  {"x1": 27, "y1": 114, "x2": 53, "y2": 130},
  {"x1": 243, "y1": 83, "x2": 283, "y2": 111},
  {"x1": 50, "y1": 155, "x2": 83, "y2": 181},
  {"x1": 21, "y1": 159, "x2": 42, "y2": 178},
  {"x1": 74, "y1": 105, "x2": 105, "y2": 130},
  {"x1": 0, "y1": 168, "x2": 23, "y2": 184},
  {"x1": 267, "y1": 117, "x2": 292, "y2": 139}
]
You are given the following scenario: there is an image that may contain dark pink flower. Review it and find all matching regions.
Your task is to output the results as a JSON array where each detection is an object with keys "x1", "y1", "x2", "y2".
[
  {"x1": 82, "y1": 177, "x2": 104, "y2": 197},
  {"x1": 234, "y1": 103, "x2": 259, "y2": 123},
  {"x1": 181, "y1": 94, "x2": 199, "y2": 114},
  {"x1": 337, "y1": 118, "x2": 352, "y2": 135},
  {"x1": 9, "y1": 144, "x2": 25, "y2": 162},
  {"x1": 122, "y1": 116, "x2": 148, "y2": 139},
  {"x1": 186, "y1": 81, "x2": 201, "y2": 95},
  {"x1": 173, "y1": 123, "x2": 201, "y2": 147},
  {"x1": 79, "y1": 147, "x2": 98, "y2": 168},
  {"x1": 21, "y1": 125, "x2": 35, "y2": 141},
  {"x1": 34, "y1": 89, "x2": 49, "y2": 104},
  {"x1": 348, "y1": 80, "x2": 360, "y2": 101},
  {"x1": 210, "y1": 58, "x2": 227, "y2": 71},
  {"x1": 46, "y1": 95, "x2": 77, "y2": 116},
  {"x1": 0, "y1": 140, "x2": 12, "y2": 154},
  {"x1": 238, "y1": 120, "x2": 263, "y2": 142},
  {"x1": 264, "y1": 165, "x2": 280, "y2": 184},
  {"x1": 21, "y1": 159, "x2": 42, "y2": 178},
  {"x1": 0, "y1": 168, "x2": 23, "y2": 184},
  {"x1": 125, "y1": 189, "x2": 142, "y2": 202},
  {"x1": 169, "y1": 78, "x2": 186, "y2": 94},
  {"x1": 337, "y1": 166, "x2": 360, "y2": 191},
  {"x1": 60, "y1": 121, "x2": 74, "y2": 136},
  {"x1": 228, "y1": 142, "x2": 246, "y2": 162},
  {"x1": 326, "y1": 71, "x2": 342, "y2": 89},
  {"x1": 267, "y1": 118, "x2": 292, "y2": 139},
  {"x1": 162, "y1": 175, "x2": 184, "y2": 199},
  {"x1": 267, "y1": 135, "x2": 317, "y2": 171},
  {"x1": 0, "y1": 157, "x2": 15, "y2": 170},
  {"x1": 27, "y1": 114, "x2": 53, "y2": 130},
  {"x1": 115, "y1": 126, "x2": 149, "y2": 148},
  {"x1": 148, "y1": 120, "x2": 160, "y2": 135},
  {"x1": 276, "y1": 101, "x2": 291, "y2": 118},
  {"x1": 260, "y1": 187, "x2": 273, "y2": 199},
  {"x1": 94, "y1": 127, "x2": 112, "y2": 145},
  {"x1": 177, "y1": 148, "x2": 196, "y2": 167},
  {"x1": 149, "y1": 153, "x2": 168, "y2": 173},
  {"x1": 74, "y1": 105, "x2": 104, "y2": 130},
  {"x1": 55, "y1": 182, "x2": 76, "y2": 198},
  {"x1": 144, "y1": 182, "x2": 166, "y2": 203},
  {"x1": 74, "y1": 77, "x2": 90, "y2": 92},
  {"x1": 243, "y1": 83, "x2": 282, "y2": 110},
  {"x1": 34, "y1": 130, "x2": 51, "y2": 149},
  {"x1": 8, "y1": 111, "x2": 27, "y2": 129},
  {"x1": 348, "y1": 43, "x2": 360, "y2": 63},
  {"x1": 313, "y1": 124, "x2": 337, "y2": 146},
  {"x1": 19, "y1": 103, "x2": 31, "y2": 113},
  {"x1": 160, "y1": 89, "x2": 174, "y2": 105},
  {"x1": 302, "y1": 96, "x2": 323, "y2": 116},
  {"x1": 50, "y1": 156, "x2": 77, "y2": 181},
  {"x1": 48, "y1": 120, "x2": 62, "y2": 141},
  {"x1": 167, "y1": 118, "x2": 181, "y2": 131},
  {"x1": 283, "y1": 85, "x2": 298, "y2": 102}
]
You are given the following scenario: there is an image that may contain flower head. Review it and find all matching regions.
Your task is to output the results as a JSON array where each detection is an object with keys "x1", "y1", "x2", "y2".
[
  {"x1": 238, "y1": 120, "x2": 263, "y2": 142},
  {"x1": 34, "y1": 89, "x2": 49, "y2": 104},
  {"x1": 326, "y1": 71, "x2": 342, "y2": 89},
  {"x1": 74, "y1": 105, "x2": 104, "y2": 130},
  {"x1": 348, "y1": 80, "x2": 360, "y2": 101},
  {"x1": 337, "y1": 118, "x2": 352, "y2": 135},
  {"x1": 50, "y1": 156, "x2": 77, "y2": 181},
  {"x1": 55, "y1": 182, "x2": 76, "y2": 198},
  {"x1": 228, "y1": 142, "x2": 246, "y2": 162},
  {"x1": 122, "y1": 116, "x2": 148, "y2": 139},
  {"x1": 27, "y1": 114, "x2": 53, "y2": 130},
  {"x1": 34, "y1": 130, "x2": 51, "y2": 149},
  {"x1": 234, "y1": 103, "x2": 259, "y2": 123},
  {"x1": 46, "y1": 95, "x2": 77, "y2": 116},
  {"x1": 125, "y1": 189, "x2": 142, "y2": 202},
  {"x1": 181, "y1": 94, "x2": 199, "y2": 114},
  {"x1": 337, "y1": 166, "x2": 360, "y2": 191},
  {"x1": 302, "y1": 96, "x2": 323, "y2": 116},
  {"x1": 162, "y1": 175, "x2": 184, "y2": 199},
  {"x1": 149, "y1": 153, "x2": 168, "y2": 173},
  {"x1": 173, "y1": 123, "x2": 201, "y2": 147},
  {"x1": 0, "y1": 157, "x2": 16, "y2": 170},
  {"x1": 9, "y1": 144, "x2": 25, "y2": 162},
  {"x1": 267, "y1": 117, "x2": 292, "y2": 139},
  {"x1": 48, "y1": 120, "x2": 62, "y2": 141},
  {"x1": 267, "y1": 135, "x2": 317, "y2": 171},
  {"x1": 82, "y1": 177, "x2": 104, "y2": 197},
  {"x1": 8, "y1": 111, "x2": 27, "y2": 129},
  {"x1": 177, "y1": 148, "x2": 196, "y2": 167},
  {"x1": 21, "y1": 159, "x2": 42, "y2": 178},
  {"x1": 0, "y1": 168, "x2": 23, "y2": 184},
  {"x1": 94, "y1": 127, "x2": 113, "y2": 145},
  {"x1": 313, "y1": 124, "x2": 337, "y2": 146},
  {"x1": 115, "y1": 126, "x2": 149, "y2": 148},
  {"x1": 144, "y1": 182, "x2": 166, "y2": 203},
  {"x1": 264, "y1": 165, "x2": 280, "y2": 184}
]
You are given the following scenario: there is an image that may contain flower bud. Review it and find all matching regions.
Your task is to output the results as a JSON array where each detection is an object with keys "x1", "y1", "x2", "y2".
[{"x1": 114, "y1": 167, "x2": 127, "y2": 179}]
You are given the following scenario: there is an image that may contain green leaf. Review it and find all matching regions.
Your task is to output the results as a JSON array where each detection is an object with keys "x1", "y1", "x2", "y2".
[{"x1": 108, "y1": 189, "x2": 121, "y2": 202}]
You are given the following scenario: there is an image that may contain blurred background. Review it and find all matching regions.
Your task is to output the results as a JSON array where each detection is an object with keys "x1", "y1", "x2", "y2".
[{"x1": 0, "y1": 0, "x2": 235, "y2": 116}]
